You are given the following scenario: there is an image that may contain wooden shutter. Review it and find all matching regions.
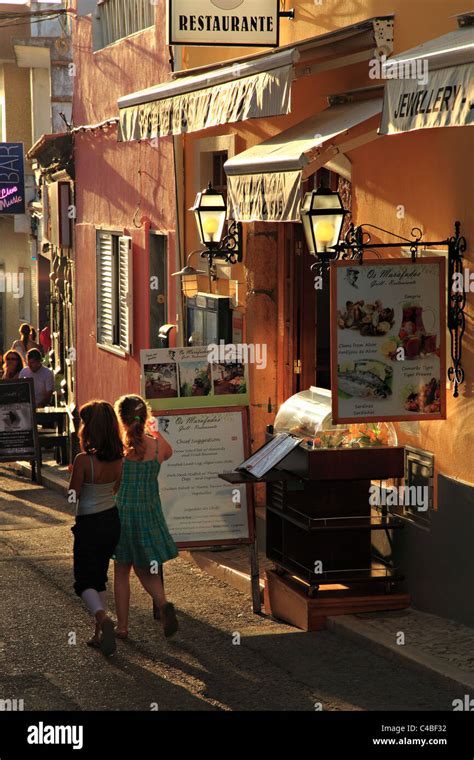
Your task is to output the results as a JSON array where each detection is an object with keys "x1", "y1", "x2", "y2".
[
  {"x1": 96, "y1": 232, "x2": 115, "y2": 346},
  {"x1": 118, "y1": 236, "x2": 133, "y2": 354}
]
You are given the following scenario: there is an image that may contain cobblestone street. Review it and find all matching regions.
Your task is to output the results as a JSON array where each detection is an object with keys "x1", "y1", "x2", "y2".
[{"x1": 0, "y1": 465, "x2": 465, "y2": 712}]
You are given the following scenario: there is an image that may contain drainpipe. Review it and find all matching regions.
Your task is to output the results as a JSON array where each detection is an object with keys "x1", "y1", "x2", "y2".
[{"x1": 169, "y1": 44, "x2": 185, "y2": 348}]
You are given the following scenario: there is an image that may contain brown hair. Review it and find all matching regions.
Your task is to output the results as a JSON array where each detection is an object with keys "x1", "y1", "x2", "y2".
[
  {"x1": 19, "y1": 323, "x2": 31, "y2": 353},
  {"x1": 2, "y1": 350, "x2": 23, "y2": 378},
  {"x1": 115, "y1": 394, "x2": 150, "y2": 461},
  {"x1": 26, "y1": 348, "x2": 42, "y2": 363},
  {"x1": 78, "y1": 400, "x2": 124, "y2": 462}
]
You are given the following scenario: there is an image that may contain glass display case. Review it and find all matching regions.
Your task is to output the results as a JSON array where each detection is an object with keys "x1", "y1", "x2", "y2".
[{"x1": 274, "y1": 386, "x2": 397, "y2": 449}]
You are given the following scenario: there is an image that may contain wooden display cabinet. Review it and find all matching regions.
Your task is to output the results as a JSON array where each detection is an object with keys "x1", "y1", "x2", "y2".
[{"x1": 266, "y1": 436, "x2": 406, "y2": 597}]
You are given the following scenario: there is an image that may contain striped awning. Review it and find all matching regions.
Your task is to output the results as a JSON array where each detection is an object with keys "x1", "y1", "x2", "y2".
[
  {"x1": 379, "y1": 24, "x2": 474, "y2": 135},
  {"x1": 224, "y1": 98, "x2": 383, "y2": 222},
  {"x1": 117, "y1": 15, "x2": 394, "y2": 141},
  {"x1": 118, "y1": 49, "x2": 296, "y2": 141}
]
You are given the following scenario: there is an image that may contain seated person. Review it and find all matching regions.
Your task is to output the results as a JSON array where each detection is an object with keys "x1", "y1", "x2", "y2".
[
  {"x1": 2, "y1": 350, "x2": 24, "y2": 380},
  {"x1": 19, "y1": 349, "x2": 55, "y2": 407}
]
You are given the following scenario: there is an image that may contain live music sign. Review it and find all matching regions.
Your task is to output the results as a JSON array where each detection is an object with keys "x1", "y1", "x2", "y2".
[
  {"x1": 0, "y1": 143, "x2": 25, "y2": 215},
  {"x1": 167, "y1": 0, "x2": 280, "y2": 47}
]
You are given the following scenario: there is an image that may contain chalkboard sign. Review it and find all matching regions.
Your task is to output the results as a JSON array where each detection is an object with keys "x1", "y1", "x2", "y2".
[
  {"x1": 152, "y1": 407, "x2": 253, "y2": 547},
  {"x1": 0, "y1": 143, "x2": 25, "y2": 215},
  {"x1": 0, "y1": 379, "x2": 41, "y2": 483}
]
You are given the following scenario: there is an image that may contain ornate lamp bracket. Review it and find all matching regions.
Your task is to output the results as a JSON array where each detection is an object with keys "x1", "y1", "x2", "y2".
[{"x1": 447, "y1": 221, "x2": 467, "y2": 398}]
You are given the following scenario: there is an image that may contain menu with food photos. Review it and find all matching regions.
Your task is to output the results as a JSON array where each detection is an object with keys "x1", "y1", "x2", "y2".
[{"x1": 330, "y1": 258, "x2": 446, "y2": 423}]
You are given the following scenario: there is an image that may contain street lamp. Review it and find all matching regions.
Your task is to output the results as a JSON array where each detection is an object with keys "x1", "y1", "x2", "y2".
[
  {"x1": 171, "y1": 251, "x2": 207, "y2": 297},
  {"x1": 301, "y1": 186, "x2": 348, "y2": 257},
  {"x1": 191, "y1": 182, "x2": 227, "y2": 248},
  {"x1": 188, "y1": 182, "x2": 242, "y2": 270}
]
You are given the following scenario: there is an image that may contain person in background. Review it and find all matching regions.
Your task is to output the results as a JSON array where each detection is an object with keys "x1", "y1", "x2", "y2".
[
  {"x1": 1, "y1": 350, "x2": 24, "y2": 380},
  {"x1": 40, "y1": 325, "x2": 52, "y2": 355},
  {"x1": 69, "y1": 401, "x2": 123, "y2": 656},
  {"x1": 113, "y1": 394, "x2": 178, "y2": 640},
  {"x1": 11, "y1": 323, "x2": 40, "y2": 365},
  {"x1": 19, "y1": 349, "x2": 54, "y2": 407}
]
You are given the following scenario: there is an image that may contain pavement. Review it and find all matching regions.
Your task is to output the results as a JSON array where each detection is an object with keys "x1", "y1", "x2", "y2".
[
  {"x1": 13, "y1": 457, "x2": 474, "y2": 697},
  {"x1": 4, "y1": 462, "x2": 469, "y2": 713}
]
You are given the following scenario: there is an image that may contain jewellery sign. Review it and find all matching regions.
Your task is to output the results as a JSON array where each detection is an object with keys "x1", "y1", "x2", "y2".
[
  {"x1": 331, "y1": 258, "x2": 447, "y2": 423},
  {"x1": 0, "y1": 143, "x2": 25, "y2": 215},
  {"x1": 167, "y1": 0, "x2": 279, "y2": 47},
  {"x1": 379, "y1": 62, "x2": 474, "y2": 135}
]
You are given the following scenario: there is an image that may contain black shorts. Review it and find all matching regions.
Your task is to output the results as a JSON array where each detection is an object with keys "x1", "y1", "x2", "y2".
[{"x1": 72, "y1": 507, "x2": 121, "y2": 597}]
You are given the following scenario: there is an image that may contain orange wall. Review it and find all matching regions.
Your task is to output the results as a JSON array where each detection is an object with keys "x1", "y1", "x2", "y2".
[
  {"x1": 351, "y1": 127, "x2": 473, "y2": 485},
  {"x1": 177, "y1": 1, "x2": 473, "y2": 479}
]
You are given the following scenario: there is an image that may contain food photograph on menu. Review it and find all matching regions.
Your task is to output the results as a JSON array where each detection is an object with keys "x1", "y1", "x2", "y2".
[{"x1": 331, "y1": 258, "x2": 447, "y2": 423}]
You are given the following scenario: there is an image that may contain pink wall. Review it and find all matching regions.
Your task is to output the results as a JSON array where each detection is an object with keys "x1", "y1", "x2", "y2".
[{"x1": 72, "y1": 5, "x2": 177, "y2": 407}]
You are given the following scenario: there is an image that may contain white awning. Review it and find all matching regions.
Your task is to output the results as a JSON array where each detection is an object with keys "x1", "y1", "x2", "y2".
[
  {"x1": 118, "y1": 48, "x2": 297, "y2": 141},
  {"x1": 225, "y1": 98, "x2": 383, "y2": 222},
  {"x1": 118, "y1": 15, "x2": 394, "y2": 141},
  {"x1": 379, "y1": 25, "x2": 474, "y2": 135}
]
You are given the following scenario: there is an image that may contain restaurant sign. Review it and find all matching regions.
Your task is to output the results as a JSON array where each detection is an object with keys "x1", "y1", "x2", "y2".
[
  {"x1": 0, "y1": 143, "x2": 25, "y2": 215},
  {"x1": 379, "y1": 62, "x2": 474, "y2": 135},
  {"x1": 167, "y1": 0, "x2": 280, "y2": 47},
  {"x1": 331, "y1": 258, "x2": 447, "y2": 423}
]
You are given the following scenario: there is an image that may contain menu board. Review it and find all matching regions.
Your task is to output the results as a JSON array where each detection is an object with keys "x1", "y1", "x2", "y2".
[
  {"x1": 0, "y1": 380, "x2": 39, "y2": 460},
  {"x1": 155, "y1": 408, "x2": 252, "y2": 546},
  {"x1": 331, "y1": 258, "x2": 446, "y2": 423},
  {"x1": 141, "y1": 346, "x2": 249, "y2": 411}
]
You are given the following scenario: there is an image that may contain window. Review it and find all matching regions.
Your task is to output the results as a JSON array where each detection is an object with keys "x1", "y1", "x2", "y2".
[
  {"x1": 212, "y1": 151, "x2": 228, "y2": 200},
  {"x1": 96, "y1": 231, "x2": 133, "y2": 354},
  {"x1": 93, "y1": 0, "x2": 155, "y2": 50}
]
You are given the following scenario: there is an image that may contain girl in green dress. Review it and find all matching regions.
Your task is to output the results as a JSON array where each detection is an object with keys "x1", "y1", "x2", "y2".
[{"x1": 113, "y1": 395, "x2": 179, "y2": 638}]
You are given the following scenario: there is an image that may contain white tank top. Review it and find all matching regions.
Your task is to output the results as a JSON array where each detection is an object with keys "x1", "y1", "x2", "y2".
[{"x1": 76, "y1": 456, "x2": 117, "y2": 516}]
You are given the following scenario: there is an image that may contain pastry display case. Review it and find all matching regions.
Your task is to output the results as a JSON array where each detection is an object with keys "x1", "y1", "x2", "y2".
[{"x1": 266, "y1": 387, "x2": 405, "y2": 595}]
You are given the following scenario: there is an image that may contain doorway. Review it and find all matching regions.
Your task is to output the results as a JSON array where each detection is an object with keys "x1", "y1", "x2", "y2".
[
  {"x1": 149, "y1": 232, "x2": 168, "y2": 348},
  {"x1": 278, "y1": 170, "x2": 351, "y2": 403}
]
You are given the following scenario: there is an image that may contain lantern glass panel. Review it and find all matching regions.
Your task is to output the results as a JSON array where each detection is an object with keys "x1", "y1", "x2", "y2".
[
  {"x1": 193, "y1": 191, "x2": 227, "y2": 246},
  {"x1": 182, "y1": 274, "x2": 199, "y2": 298},
  {"x1": 302, "y1": 190, "x2": 346, "y2": 255}
]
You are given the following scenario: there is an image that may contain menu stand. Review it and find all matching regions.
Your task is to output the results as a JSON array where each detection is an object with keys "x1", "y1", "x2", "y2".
[{"x1": 219, "y1": 468, "x2": 303, "y2": 613}]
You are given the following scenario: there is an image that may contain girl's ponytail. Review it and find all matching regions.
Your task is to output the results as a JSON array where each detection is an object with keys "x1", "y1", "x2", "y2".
[
  {"x1": 115, "y1": 395, "x2": 150, "y2": 461},
  {"x1": 20, "y1": 323, "x2": 30, "y2": 353}
]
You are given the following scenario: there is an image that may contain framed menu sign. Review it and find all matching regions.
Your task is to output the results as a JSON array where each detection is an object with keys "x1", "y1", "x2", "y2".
[
  {"x1": 0, "y1": 379, "x2": 42, "y2": 482},
  {"x1": 141, "y1": 346, "x2": 249, "y2": 411},
  {"x1": 154, "y1": 407, "x2": 253, "y2": 547},
  {"x1": 331, "y1": 258, "x2": 447, "y2": 423}
]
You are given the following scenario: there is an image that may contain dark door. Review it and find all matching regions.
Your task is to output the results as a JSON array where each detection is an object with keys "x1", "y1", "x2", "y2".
[{"x1": 149, "y1": 233, "x2": 168, "y2": 348}]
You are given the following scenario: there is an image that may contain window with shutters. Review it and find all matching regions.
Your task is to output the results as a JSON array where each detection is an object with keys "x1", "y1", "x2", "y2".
[
  {"x1": 96, "y1": 231, "x2": 133, "y2": 354},
  {"x1": 92, "y1": 0, "x2": 155, "y2": 51}
]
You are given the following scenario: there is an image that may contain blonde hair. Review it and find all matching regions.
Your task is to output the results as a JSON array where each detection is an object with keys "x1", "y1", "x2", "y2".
[{"x1": 115, "y1": 394, "x2": 151, "y2": 461}]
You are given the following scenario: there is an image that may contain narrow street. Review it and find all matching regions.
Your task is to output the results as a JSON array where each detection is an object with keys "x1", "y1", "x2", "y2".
[{"x1": 0, "y1": 466, "x2": 461, "y2": 712}]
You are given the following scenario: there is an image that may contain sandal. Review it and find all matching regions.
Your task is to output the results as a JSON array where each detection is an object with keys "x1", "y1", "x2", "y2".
[
  {"x1": 86, "y1": 637, "x2": 101, "y2": 649},
  {"x1": 161, "y1": 602, "x2": 178, "y2": 638},
  {"x1": 99, "y1": 617, "x2": 116, "y2": 656}
]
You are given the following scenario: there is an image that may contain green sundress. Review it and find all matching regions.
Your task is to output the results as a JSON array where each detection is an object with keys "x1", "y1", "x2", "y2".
[{"x1": 113, "y1": 440, "x2": 178, "y2": 567}]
